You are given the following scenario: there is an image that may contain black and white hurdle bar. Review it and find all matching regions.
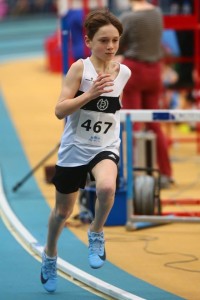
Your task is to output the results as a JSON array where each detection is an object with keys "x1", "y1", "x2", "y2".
[{"x1": 120, "y1": 109, "x2": 200, "y2": 228}]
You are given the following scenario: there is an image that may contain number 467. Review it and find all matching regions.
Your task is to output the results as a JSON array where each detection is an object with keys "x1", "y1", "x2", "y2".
[{"x1": 81, "y1": 119, "x2": 112, "y2": 134}]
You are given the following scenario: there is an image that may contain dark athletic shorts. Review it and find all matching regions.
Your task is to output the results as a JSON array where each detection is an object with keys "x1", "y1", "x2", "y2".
[{"x1": 52, "y1": 151, "x2": 119, "y2": 194}]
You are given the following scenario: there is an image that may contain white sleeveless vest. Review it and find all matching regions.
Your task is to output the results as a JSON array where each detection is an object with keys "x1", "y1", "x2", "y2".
[{"x1": 57, "y1": 57, "x2": 131, "y2": 167}]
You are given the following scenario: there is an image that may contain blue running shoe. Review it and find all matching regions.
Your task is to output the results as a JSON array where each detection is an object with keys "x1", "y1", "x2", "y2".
[
  {"x1": 88, "y1": 230, "x2": 106, "y2": 269},
  {"x1": 41, "y1": 251, "x2": 57, "y2": 292}
]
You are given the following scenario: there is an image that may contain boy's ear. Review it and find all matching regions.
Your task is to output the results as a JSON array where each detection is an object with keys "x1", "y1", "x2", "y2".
[{"x1": 84, "y1": 35, "x2": 91, "y2": 48}]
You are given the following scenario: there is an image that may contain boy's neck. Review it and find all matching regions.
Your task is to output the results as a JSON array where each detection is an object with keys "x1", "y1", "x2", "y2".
[{"x1": 89, "y1": 56, "x2": 112, "y2": 74}]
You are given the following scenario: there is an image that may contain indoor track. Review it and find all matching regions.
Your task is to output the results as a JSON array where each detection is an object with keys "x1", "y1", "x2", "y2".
[{"x1": 0, "y1": 16, "x2": 200, "y2": 300}]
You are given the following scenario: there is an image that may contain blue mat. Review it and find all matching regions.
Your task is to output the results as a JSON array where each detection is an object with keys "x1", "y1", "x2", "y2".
[{"x1": 0, "y1": 15, "x2": 57, "y2": 62}]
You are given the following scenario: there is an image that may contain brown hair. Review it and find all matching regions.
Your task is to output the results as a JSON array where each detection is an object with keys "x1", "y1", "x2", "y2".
[{"x1": 84, "y1": 8, "x2": 123, "y2": 40}]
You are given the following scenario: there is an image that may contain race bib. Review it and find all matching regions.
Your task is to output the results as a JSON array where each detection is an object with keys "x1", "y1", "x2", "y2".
[{"x1": 75, "y1": 110, "x2": 118, "y2": 147}]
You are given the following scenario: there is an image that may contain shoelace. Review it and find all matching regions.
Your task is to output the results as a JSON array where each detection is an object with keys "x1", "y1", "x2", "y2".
[
  {"x1": 89, "y1": 235, "x2": 104, "y2": 254},
  {"x1": 43, "y1": 259, "x2": 57, "y2": 278}
]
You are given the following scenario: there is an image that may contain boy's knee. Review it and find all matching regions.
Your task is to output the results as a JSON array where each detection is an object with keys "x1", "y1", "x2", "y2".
[
  {"x1": 54, "y1": 209, "x2": 72, "y2": 222},
  {"x1": 97, "y1": 184, "x2": 115, "y2": 200}
]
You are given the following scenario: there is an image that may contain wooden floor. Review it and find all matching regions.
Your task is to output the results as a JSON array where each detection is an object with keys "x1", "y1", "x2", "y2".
[{"x1": 1, "y1": 57, "x2": 200, "y2": 300}]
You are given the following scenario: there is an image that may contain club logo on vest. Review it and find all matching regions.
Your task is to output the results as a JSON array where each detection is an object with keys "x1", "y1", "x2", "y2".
[{"x1": 97, "y1": 98, "x2": 109, "y2": 111}]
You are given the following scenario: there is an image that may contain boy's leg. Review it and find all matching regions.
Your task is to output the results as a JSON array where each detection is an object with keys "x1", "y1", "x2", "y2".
[
  {"x1": 91, "y1": 159, "x2": 117, "y2": 232},
  {"x1": 41, "y1": 191, "x2": 77, "y2": 292},
  {"x1": 45, "y1": 191, "x2": 78, "y2": 257},
  {"x1": 88, "y1": 159, "x2": 117, "y2": 269}
]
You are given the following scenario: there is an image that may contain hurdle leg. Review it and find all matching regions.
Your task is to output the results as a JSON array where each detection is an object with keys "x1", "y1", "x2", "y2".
[{"x1": 125, "y1": 114, "x2": 135, "y2": 230}]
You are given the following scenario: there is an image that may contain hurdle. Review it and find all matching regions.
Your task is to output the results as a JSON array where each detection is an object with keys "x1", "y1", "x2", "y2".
[{"x1": 120, "y1": 109, "x2": 200, "y2": 229}]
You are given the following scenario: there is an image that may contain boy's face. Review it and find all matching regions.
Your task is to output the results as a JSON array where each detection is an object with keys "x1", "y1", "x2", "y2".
[{"x1": 85, "y1": 24, "x2": 120, "y2": 61}]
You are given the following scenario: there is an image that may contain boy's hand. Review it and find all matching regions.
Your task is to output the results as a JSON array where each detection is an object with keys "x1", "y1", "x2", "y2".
[{"x1": 87, "y1": 73, "x2": 114, "y2": 100}]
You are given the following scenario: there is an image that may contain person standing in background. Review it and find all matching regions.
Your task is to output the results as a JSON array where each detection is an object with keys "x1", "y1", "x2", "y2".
[
  {"x1": 109, "y1": 0, "x2": 130, "y2": 16},
  {"x1": 57, "y1": 0, "x2": 108, "y2": 62},
  {"x1": 116, "y1": 0, "x2": 173, "y2": 188}
]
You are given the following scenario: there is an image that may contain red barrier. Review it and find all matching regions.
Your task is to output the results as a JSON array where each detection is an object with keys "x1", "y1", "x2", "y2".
[
  {"x1": 44, "y1": 32, "x2": 62, "y2": 73},
  {"x1": 162, "y1": 199, "x2": 200, "y2": 205},
  {"x1": 162, "y1": 212, "x2": 200, "y2": 217}
]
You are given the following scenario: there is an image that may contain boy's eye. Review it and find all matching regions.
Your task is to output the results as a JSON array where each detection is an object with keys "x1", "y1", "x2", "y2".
[{"x1": 100, "y1": 39, "x2": 119, "y2": 43}]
